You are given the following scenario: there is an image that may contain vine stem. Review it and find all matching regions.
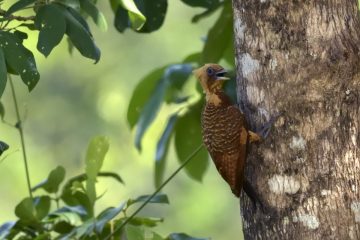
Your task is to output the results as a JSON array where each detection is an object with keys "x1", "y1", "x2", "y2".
[
  {"x1": 9, "y1": 75, "x2": 33, "y2": 200},
  {"x1": 104, "y1": 144, "x2": 204, "y2": 240}
]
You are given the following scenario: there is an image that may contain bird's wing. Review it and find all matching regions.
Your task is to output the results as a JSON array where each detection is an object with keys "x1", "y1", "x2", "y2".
[
  {"x1": 211, "y1": 150, "x2": 244, "y2": 197},
  {"x1": 209, "y1": 105, "x2": 249, "y2": 197}
]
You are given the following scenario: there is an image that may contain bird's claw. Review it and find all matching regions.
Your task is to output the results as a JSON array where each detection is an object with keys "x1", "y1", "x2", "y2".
[{"x1": 256, "y1": 111, "x2": 283, "y2": 139}]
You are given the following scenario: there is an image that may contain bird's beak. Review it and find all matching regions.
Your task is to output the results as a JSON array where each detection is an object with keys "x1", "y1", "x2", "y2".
[{"x1": 215, "y1": 69, "x2": 229, "y2": 80}]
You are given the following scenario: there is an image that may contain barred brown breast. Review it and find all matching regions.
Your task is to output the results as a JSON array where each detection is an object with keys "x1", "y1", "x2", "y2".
[{"x1": 201, "y1": 93, "x2": 248, "y2": 197}]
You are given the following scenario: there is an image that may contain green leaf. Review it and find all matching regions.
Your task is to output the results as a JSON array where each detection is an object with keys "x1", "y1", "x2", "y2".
[
  {"x1": 114, "y1": 6, "x2": 130, "y2": 32},
  {"x1": 0, "y1": 222, "x2": 16, "y2": 239},
  {"x1": 53, "y1": 222, "x2": 74, "y2": 234},
  {"x1": 154, "y1": 113, "x2": 177, "y2": 188},
  {"x1": 48, "y1": 207, "x2": 85, "y2": 233},
  {"x1": 32, "y1": 166, "x2": 66, "y2": 193},
  {"x1": 180, "y1": 0, "x2": 219, "y2": 8},
  {"x1": 15, "y1": 196, "x2": 51, "y2": 223},
  {"x1": 182, "y1": 52, "x2": 201, "y2": 64},
  {"x1": 108, "y1": 219, "x2": 126, "y2": 239},
  {"x1": 55, "y1": 205, "x2": 88, "y2": 217},
  {"x1": 6, "y1": 0, "x2": 36, "y2": 16},
  {"x1": 57, "y1": 0, "x2": 81, "y2": 10},
  {"x1": 167, "y1": 233, "x2": 209, "y2": 240},
  {"x1": 181, "y1": 0, "x2": 222, "y2": 23},
  {"x1": 135, "y1": 0, "x2": 167, "y2": 33},
  {"x1": 60, "y1": 218, "x2": 95, "y2": 239},
  {"x1": 126, "y1": 225, "x2": 144, "y2": 240},
  {"x1": 0, "y1": 31, "x2": 40, "y2": 91},
  {"x1": 61, "y1": 4, "x2": 101, "y2": 62},
  {"x1": 0, "y1": 101, "x2": 4, "y2": 120},
  {"x1": 97, "y1": 172, "x2": 124, "y2": 184},
  {"x1": 0, "y1": 141, "x2": 9, "y2": 156},
  {"x1": 113, "y1": 0, "x2": 148, "y2": 32},
  {"x1": 127, "y1": 66, "x2": 167, "y2": 128},
  {"x1": 174, "y1": 103, "x2": 208, "y2": 181},
  {"x1": 18, "y1": 23, "x2": 36, "y2": 30},
  {"x1": 165, "y1": 64, "x2": 193, "y2": 90},
  {"x1": 152, "y1": 232, "x2": 165, "y2": 240},
  {"x1": 134, "y1": 77, "x2": 167, "y2": 151},
  {"x1": 80, "y1": 0, "x2": 108, "y2": 31},
  {"x1": 35, "y1": 4, "x2": 67, "y2": 57},
  {"x1": 60, "y1": 171, "x2": 124, "y2": 212},
  {"x1": 35, "y1": 233, "x2": 51, "y2": 240},
  {"x1": 85, "y1": 136, "x2": 109, "y2": 205},
  {"x1": 129, "y1": 217, "x2": 163, "y2": 227},
  {"x1": 202, "y1": 2, "x2": 232, "y2": 64},
  {"x1": 73, "y1": 219, "x2": 96, "y2": 238},
  {"x1": 128, "y1": 193, "x2": 169, "y2": 207},
  {"x1": 191, "y1": 6, "x2": 221, "y2": 23},
  {"x1": 13, "y1": 30, "x2": 28, "y2": 41},
  {"x1": 51, "y1": 212, "x2": 82, "y2": 227},
  {"x1": 62, "y1": 172, "x2": 124, "y2": 188},
  {"x1": 85, "y1": 136, "x2": 110, "y2": 180},
  {"x1": 223, "y1": 37, "x2": 235, "y2": 65},
  {"x1": 164, "y1": 65, "x2": 192, "y2": 104},
  {"x1": 15, "y1": 198, "x2": 36, "y2": 223},
  {"x1": 61, "y1": 181, "x2": 93, "y2": 217},
  {"x1": 66, "y1": 6, "x2": 91, "y2": 33},
  {"x1": 119, "y1": 0, "x2": 146, "y2": 30},
  {"x1": 34, "y1": 196, "x2": 51, "y2": 220},
  {"x1": 95, "y1": 202, "x2": 125, "y2": 233},
  {"x1": 134, "y1": 64, "x2": 193, "y2": 151},
  {"x1": 0, "y1": 48, "x2": 6, "y2": 98},
  {"x1": 110, "y1": 0, "x2": 118, "y2": 11}
]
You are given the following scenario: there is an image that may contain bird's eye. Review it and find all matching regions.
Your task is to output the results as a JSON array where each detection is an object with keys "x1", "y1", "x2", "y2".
[{"x1": 206, "y1": 67, "x2": 214, "y2": 76}]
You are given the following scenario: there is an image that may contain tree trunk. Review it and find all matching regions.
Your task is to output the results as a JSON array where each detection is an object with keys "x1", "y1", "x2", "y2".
[{"x1": 232, "y1": 0, "x2": 360, "y2": 239}]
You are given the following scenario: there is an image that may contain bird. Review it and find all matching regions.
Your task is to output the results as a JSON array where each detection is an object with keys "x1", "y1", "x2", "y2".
[{"x1": 193, "y1": 63, "x2": 264, "y2": 199}]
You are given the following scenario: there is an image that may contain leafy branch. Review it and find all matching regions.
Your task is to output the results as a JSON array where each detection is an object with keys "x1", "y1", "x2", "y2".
[
  {"x1": 0, "y1": 137, "x2": 207, "y2": 240},
  {"x1": 105, "y1": 144, "x2": 204, "y2": 239},
  {"x1": 0, "y1": 0, "x2": 235, "y2": 239}
]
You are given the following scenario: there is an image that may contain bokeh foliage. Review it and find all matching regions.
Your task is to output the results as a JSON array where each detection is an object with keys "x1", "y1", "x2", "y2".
[
  {"x1": 0, "y1": 0, "x2": 237, "y2": 239},
  {"x1": 1, "y1": 136, "x2": 206, "y2": 239}
]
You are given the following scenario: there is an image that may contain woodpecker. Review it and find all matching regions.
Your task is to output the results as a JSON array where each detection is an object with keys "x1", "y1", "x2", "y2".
[{"x1": 193, "y1": 63, "x2": 264, "y2": 199}]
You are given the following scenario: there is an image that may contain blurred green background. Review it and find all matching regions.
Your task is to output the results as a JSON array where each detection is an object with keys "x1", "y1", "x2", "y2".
[{"x1": 0, "y1": 1, "x2": 242, "y2": 239}]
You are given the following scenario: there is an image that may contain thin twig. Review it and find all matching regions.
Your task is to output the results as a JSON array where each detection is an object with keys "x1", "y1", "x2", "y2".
[
  {"x1": 9, "y1": 75, "x2": 33, "y2": 200},
  {"x1": 0, "y1": 9, "x2": 35, "y2": 21},
  {"x1": 104, "y1": 144, "x2": 204, "y2": 240}
]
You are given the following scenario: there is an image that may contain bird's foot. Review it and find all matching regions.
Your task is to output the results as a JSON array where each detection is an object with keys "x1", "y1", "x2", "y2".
[
  {"x1": 248, "y1": 112, "x2": 283, "y2": 143},
  {"x1": 258, "y1": 112, "x2": 282, "y2": 139}
]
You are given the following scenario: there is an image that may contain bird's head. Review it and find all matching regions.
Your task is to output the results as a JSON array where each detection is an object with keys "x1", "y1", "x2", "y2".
[{"x1": 193, "y1": 63, "x2": 229, "y2": 94}]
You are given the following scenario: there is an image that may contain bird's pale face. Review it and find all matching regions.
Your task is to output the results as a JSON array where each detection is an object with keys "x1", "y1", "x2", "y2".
[{"x1": 193, "y1": 64, "x2": 229, "y2": 94}]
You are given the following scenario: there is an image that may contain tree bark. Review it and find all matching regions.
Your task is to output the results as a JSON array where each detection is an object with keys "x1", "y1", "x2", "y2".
[{"x1": 233, "y1": 0, "x2": 360, "y2": 239}]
